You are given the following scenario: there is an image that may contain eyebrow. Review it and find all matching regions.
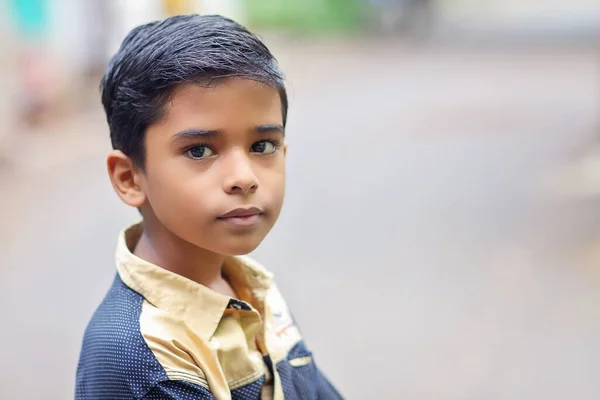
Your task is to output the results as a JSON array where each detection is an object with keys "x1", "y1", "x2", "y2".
[
  {"x1": 172, "y1": 124, "x2": 285, "y2": 141},
  {"x1": 255, "y1": 124, "x2": 285, "y2": 135},
  {"x1": 172, "y1": 128, "x2": 220, "y2": 141}
]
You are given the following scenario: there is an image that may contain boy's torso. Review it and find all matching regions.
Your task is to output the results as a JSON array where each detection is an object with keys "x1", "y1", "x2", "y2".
[{"x1": 75, "y1": 224, "x2": 335, "y2": 400}]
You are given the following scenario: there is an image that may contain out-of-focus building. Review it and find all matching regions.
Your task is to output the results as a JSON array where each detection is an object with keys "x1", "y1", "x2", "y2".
[
  {"x1": 439, "y1": 0, "x2": 600, "y2": 40},
  {"x1": 1, "y1": 0, "x2": 598, "y2": 141}
]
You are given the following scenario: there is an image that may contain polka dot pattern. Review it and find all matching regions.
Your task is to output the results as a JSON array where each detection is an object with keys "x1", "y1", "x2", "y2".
[
  {"x1": 76, "y1": 275, "x2": 167, "y2": 399},
  {"x1": 231, "y1": 376, "x2": 265, "y2": 400},
  {"x1": 143, "y1": 380, "x2": 214, "y2": 399}
]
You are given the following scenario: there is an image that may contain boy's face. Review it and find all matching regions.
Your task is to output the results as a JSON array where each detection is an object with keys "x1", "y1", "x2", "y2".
[{"x1": 111, "y1": 78, "x2": 286, "y2": 255}]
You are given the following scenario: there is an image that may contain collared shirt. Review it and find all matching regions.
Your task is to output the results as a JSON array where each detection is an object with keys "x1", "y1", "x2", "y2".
[{"x1": 75, "y1": 224, "x2": 342, "y2": 400}]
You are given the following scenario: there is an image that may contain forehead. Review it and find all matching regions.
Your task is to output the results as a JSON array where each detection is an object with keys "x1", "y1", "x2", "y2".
[{"x1": 151, "y1": 78, "x2": 283, "y2": 135}]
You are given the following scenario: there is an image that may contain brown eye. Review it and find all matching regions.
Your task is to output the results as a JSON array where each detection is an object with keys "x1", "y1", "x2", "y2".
[
  {"x1": 251, "y1": 141, "x2": 276, "y2": 154},
  {"x1": 186, "y1": 146, "x2": 214, "y2": 160}
]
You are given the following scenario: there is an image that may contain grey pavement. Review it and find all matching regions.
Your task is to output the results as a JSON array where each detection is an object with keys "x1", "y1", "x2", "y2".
[{"x1": 1, "y1": 40, "x2": 599, "y2": 399}]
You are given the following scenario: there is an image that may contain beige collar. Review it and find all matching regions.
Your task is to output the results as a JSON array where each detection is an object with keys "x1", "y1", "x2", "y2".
[{"x1": 116, "y1": 223, "x2": 274, "y2": 340}]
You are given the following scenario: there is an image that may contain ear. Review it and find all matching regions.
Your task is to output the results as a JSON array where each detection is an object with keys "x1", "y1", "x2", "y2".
[
  {"x1": 283, "y1": 142, "x2": 288, "y2": 157},
  {"x1": 107, "y1": 150, "x2": 146, "y2": 208}
]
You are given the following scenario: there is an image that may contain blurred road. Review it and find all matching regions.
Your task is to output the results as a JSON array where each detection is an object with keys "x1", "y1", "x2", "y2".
[{"x1": 1, "y1": 40, "x2": 599, "y2": 399}]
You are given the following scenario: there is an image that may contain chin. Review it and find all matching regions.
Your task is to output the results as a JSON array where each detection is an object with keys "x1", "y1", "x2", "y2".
[{"x1": 218, "y1": 239, "x2": 262, "y2": 256}]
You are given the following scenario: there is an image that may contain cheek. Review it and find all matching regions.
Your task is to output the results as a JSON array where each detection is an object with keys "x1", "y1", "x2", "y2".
[
  {"x1": 262, "y1": 163, "x2": 286, "y2": 209},
  {"x1": 145, "y1": 161, "x2": 215, "y2": 220}
]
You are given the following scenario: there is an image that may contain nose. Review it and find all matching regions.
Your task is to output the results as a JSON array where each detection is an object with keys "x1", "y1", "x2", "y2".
[{"x1": 222, "y1": 150, "x2": 259, "y2": 195}]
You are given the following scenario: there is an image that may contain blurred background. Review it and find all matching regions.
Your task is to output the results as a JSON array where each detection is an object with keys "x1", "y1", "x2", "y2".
[{"x1": 1, "y1": 0, "x2": 600, "y2": 399}]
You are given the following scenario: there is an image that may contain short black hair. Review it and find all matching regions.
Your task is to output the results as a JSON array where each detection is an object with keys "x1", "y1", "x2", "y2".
[{"x1": 101, "y1": 14, "x2": 287, "y2": 167}]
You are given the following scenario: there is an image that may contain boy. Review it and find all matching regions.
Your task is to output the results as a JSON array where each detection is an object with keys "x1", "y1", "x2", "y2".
[{"x1": 75, "y1": 14, "x2": 342, "y2": 400}]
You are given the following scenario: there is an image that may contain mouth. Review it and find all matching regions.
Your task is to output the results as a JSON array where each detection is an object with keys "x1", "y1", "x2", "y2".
[{"x1": 217, "y1": 207, "x2": 264, "y2": 227}]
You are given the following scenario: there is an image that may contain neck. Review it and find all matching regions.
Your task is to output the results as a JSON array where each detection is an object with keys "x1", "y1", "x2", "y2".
[{"x1": 133, "y1": 219, "x2": 226, "y2": 288}]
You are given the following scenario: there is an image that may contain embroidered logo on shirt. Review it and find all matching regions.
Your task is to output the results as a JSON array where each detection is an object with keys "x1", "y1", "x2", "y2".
[{"x1": 270, "y1": 309, "x2": 295, "y2": 336}]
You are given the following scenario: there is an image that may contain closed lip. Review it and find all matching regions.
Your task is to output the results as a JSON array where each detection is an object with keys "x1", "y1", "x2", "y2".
[{"x1": 218, "y1": 207, "x2": 264, "y2": 219}]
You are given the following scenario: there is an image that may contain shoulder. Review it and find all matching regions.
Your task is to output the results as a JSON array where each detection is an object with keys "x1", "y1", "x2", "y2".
[
  {"x1": 262, "y1": 281, "x2": 344, "y2": 399},
  {"x1": 76, "y1": 275, "x2": 168, "y2": 399},
  {"x1": 262, "y1": 281, "x2": 308, "y2": 361},
  {"x1": 76, "y1": 275, "x2": 228, "y2": 399}
]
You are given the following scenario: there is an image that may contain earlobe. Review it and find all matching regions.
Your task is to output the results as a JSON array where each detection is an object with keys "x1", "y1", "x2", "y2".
[{"x1": 106, "y1": 150, "x2": 146, "y2": 208}]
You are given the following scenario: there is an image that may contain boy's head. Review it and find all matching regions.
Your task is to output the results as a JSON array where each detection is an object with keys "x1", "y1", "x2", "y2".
[{"x1": 104, "y1": 15, "x2": 288, "y2": 256}]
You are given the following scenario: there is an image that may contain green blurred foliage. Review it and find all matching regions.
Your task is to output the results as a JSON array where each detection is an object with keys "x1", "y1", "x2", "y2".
[{"x1": 245, "y1": 0, "x2": 362, "y2": 34}]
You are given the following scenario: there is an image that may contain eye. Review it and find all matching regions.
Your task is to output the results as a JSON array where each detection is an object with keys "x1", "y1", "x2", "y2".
[
  {"x1": 186, "y1": 146, "x2": 214, "y2": 160},
  {"x1": 251, "y1": 140, "x2": 278, "y2": 154}
]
